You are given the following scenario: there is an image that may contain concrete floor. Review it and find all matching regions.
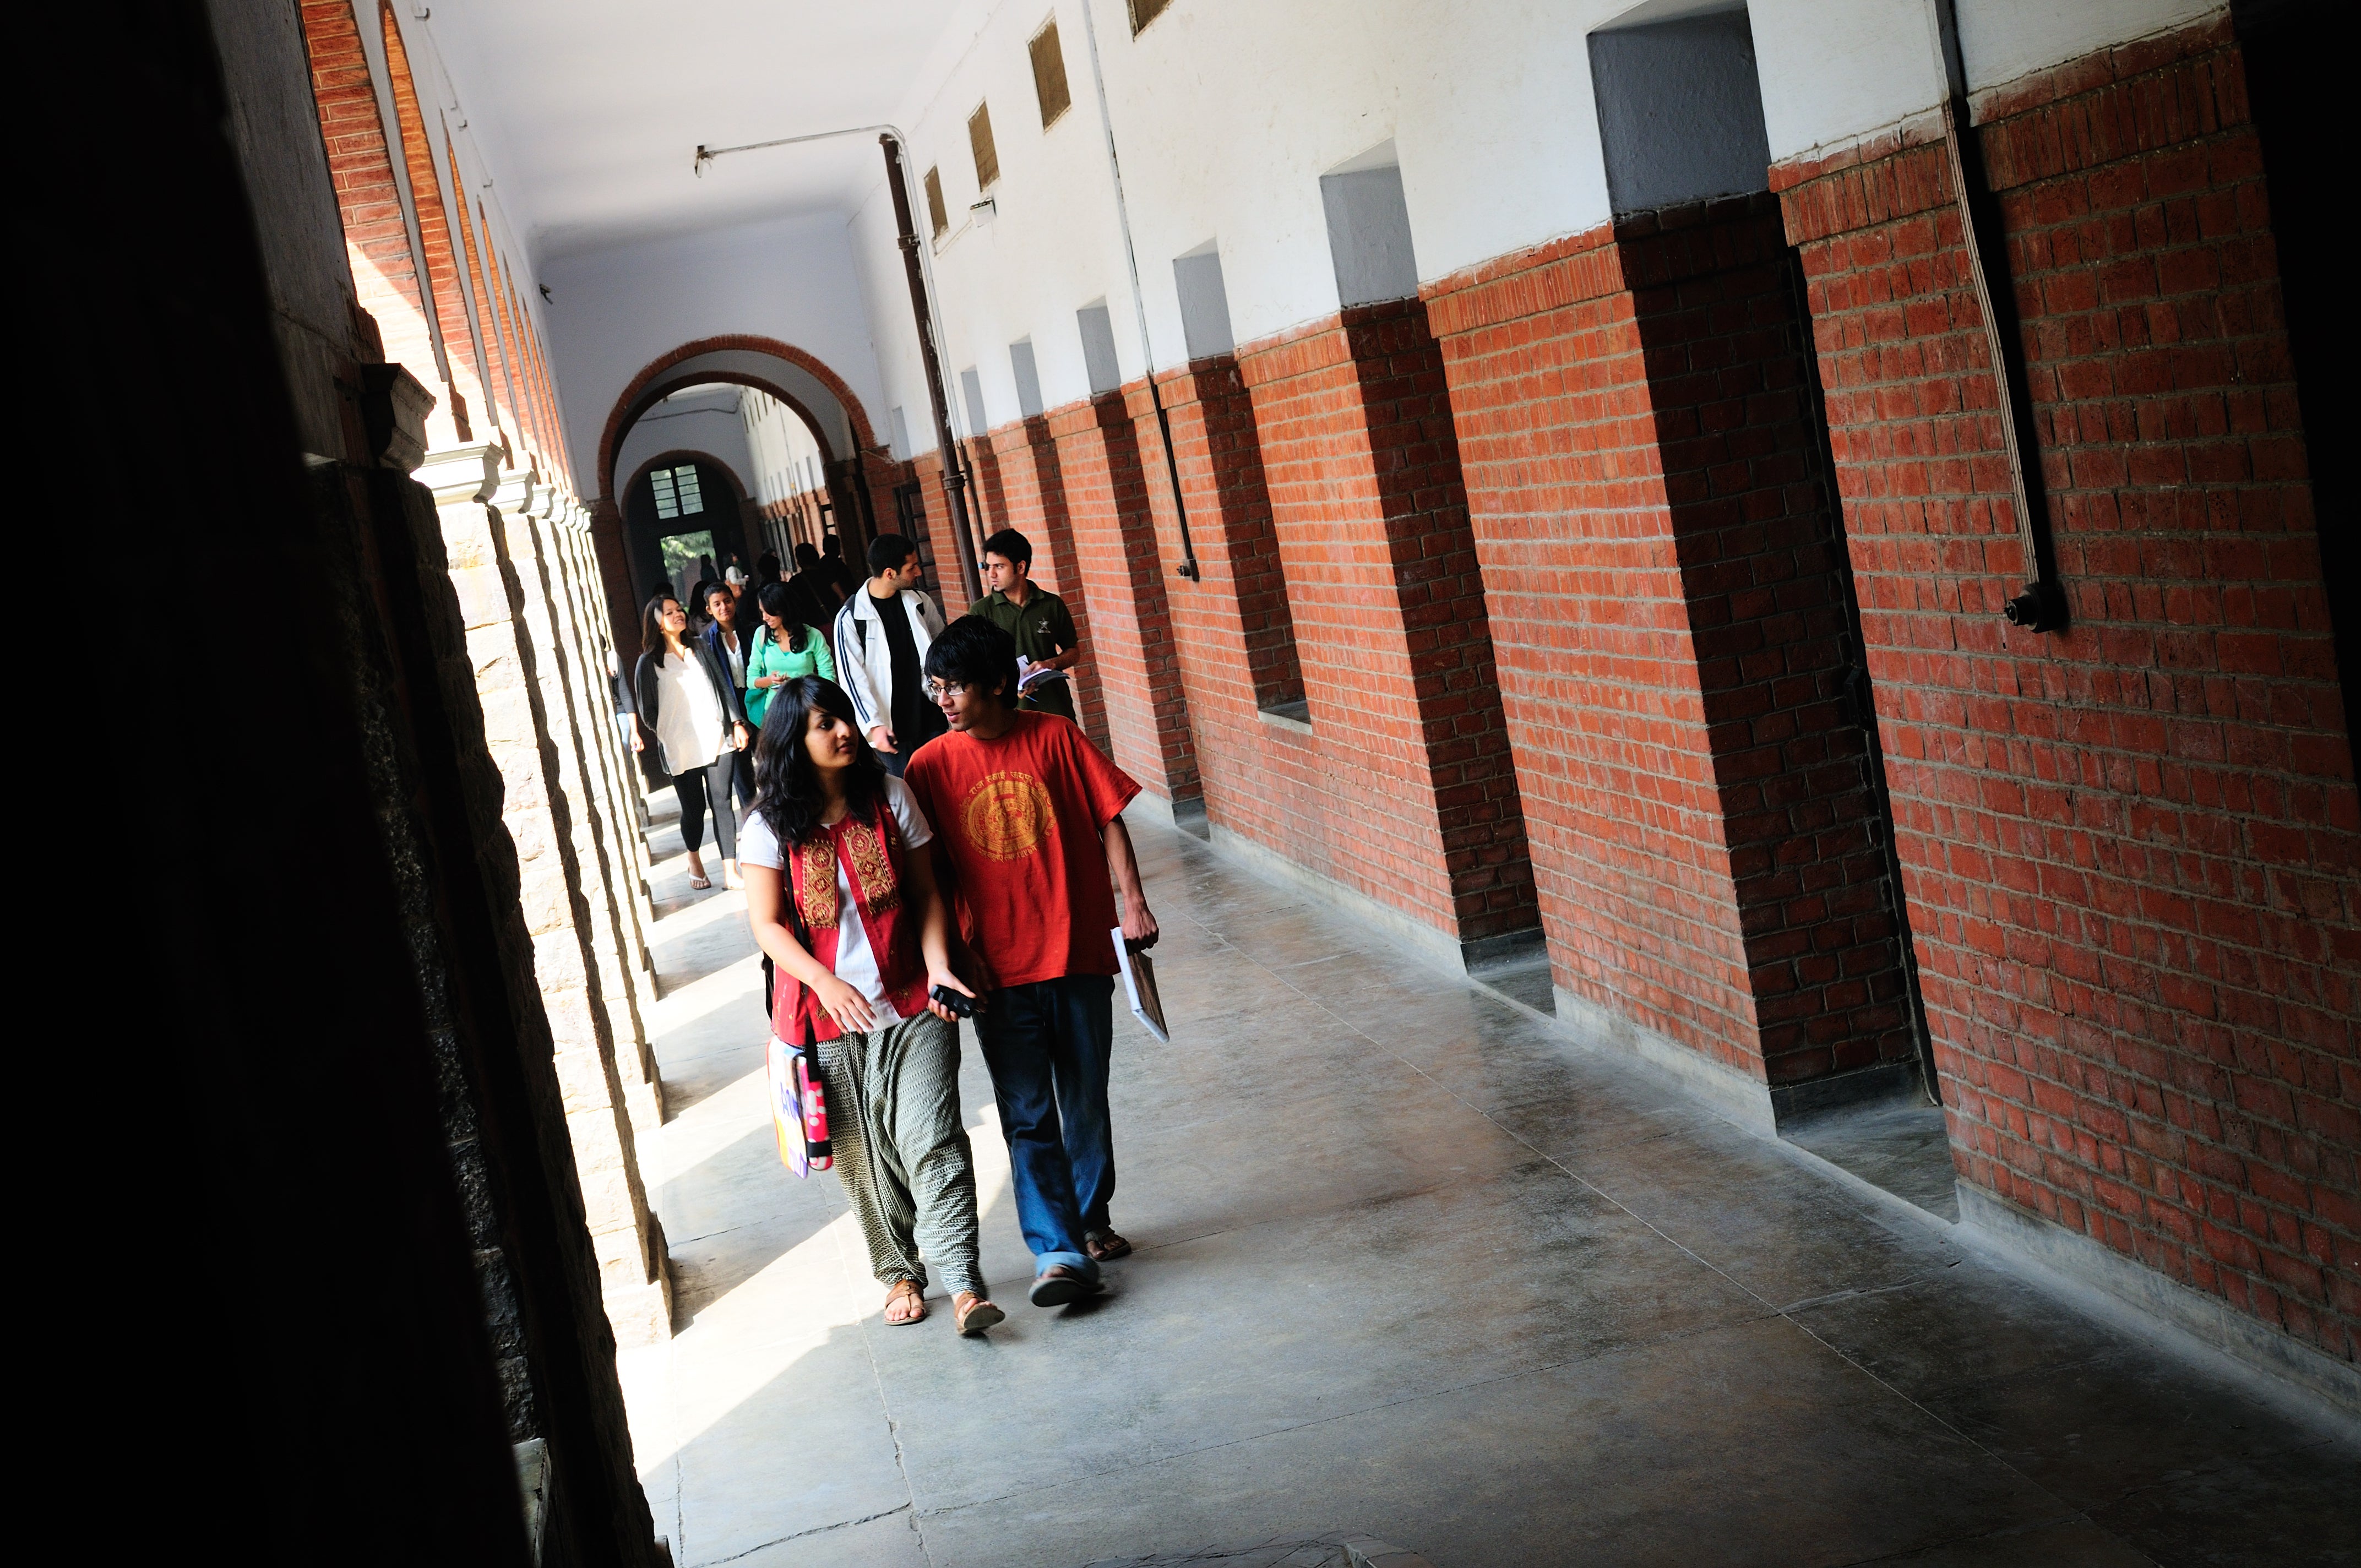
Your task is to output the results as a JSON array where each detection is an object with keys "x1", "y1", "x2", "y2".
[{"x1": 617, "y1": 799, "x2": 2358, "y2": 1568}]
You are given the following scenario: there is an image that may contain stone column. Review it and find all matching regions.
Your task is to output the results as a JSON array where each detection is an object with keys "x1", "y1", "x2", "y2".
[
  {"x1": 564, "y1": 497, "x2": 655, "y2": 897},
  {"x1": 558, "y1": 497, "x2": 659, "y2": 953},
  {"x1": 421, "y1": 443, "x2": 673, "y2": 1346},
  {"x1": 516, "y1": 481, "x2": 665, "y2": 1131}
]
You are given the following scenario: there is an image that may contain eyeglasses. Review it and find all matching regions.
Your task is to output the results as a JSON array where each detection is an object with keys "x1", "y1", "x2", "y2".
[{"x1": 923, "y1": 680, "x2": 971, "y2": 701}]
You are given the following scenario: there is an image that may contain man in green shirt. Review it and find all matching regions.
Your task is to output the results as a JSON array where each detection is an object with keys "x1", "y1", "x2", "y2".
[{"x1": 968, "y1": 529, "x2": 1081, "y2": 723}]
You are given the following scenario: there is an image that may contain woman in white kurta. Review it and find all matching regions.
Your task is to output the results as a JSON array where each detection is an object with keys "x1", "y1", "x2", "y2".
[{"x1": 630, "y1": 594, "x2": 750, "y2": 890}]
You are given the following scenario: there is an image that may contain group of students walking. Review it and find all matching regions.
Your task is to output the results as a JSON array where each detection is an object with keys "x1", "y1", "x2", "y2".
[{"x1": 627, "y1": 527, "x2": 1134, "y2": 1332}]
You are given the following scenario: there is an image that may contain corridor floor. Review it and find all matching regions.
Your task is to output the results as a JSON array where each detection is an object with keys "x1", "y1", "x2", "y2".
[{"x1": 616, "y1": 801, "x2": 2358, "y2": 1568}]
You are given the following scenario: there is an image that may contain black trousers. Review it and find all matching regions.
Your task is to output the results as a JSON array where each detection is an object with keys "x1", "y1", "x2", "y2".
[
  {"x1": 672, "y1": 752, "x2": 740, "y2": 861},
  {"x1": 731, "y1": 741, "x2": 758, "y2": 813}
]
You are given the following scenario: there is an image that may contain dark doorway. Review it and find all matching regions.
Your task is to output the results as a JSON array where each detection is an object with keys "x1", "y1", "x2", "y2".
[{"x1": 622, "y1": 456, "x2": 738, "y2": 611}]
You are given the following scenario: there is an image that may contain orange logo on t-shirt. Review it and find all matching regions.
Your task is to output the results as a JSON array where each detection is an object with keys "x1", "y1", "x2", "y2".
[{"x1": 962, "y1": 770, "x2": 1056, "y2": 862}]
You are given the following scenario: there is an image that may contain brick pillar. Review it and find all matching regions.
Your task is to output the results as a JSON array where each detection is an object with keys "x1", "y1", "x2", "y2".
[
  {"x1": 986, "y1": 416, "x2": 1111, "y2": 753},
  {"x1": 1231, "y1": 300, "x2": 1538, "y2": 960},
  {"x1": 965, "y1": 436, "x2": 1008, "y2": 538},
  {"x1": 1049, "y1": 395, "x2": 1199, "y2": 802},
  {"x1": 1130, "y1": 359, "x2": 1310, "y2": 845},
  {"x1": 906, "y1": 450, "x2": 977, "y2": 611},
  {"x1": 586, "y1": 494, "x2": 639, "y2": 678},
  {"x1": 1424, "y1": 196, "x2": 1918, "y2": 1116},
  {"x1": 421, "y1": 444, "x2": 672, "y2": 1347},
  {"x1": 1775, "y1": 15, "x2": 2357, "y2": 1365}
]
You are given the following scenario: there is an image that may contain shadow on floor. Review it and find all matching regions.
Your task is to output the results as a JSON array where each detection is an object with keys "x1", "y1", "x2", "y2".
[{"x1": 1781, "y1": 1096, "x2": 1962, "y2": 1222}]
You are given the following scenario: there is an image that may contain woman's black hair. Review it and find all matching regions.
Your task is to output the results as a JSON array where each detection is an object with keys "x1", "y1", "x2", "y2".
[
  {"x1": 794, "y1": 541, "x2": 822, "y2": 569},
  {"x1": 757, "y1": 579, "x2": 809, "y2": 652},
  {"x1": 754, "y1": 677, "x2": 887, "y2": 846},
  {"x1": 923, "y1": 614, "x2": 1021, "y2": 709},
  {"x1": 640, "y1": 592, "x2": 681, "y2": 656}
]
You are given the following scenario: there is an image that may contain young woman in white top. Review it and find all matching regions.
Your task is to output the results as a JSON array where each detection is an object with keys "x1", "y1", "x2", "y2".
[
  {"x1": 739, "y1": 675, "x2": 999, "y2": 1335},
  {"x1": 629, "y1": 594, "x2": 749, "y2": 891}
]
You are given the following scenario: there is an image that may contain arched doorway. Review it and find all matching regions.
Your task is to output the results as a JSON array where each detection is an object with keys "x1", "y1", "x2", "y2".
[
  {"x1": 592, "y1": 336, "x2": 891, "y2": 655},
  {"x1": 617, "y1": 447, "x2": 754, "y2": 618}
]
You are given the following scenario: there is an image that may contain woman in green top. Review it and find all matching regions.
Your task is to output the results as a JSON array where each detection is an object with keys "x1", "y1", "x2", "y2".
[{"x1": 746, "y1": 579, "x2": 836, "y2": 726}]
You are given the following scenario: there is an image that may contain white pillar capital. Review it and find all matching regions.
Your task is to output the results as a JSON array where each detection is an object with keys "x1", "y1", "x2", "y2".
[
  {"x1": 529, "y1": 482, "x2": 557, "y2": 522},
  {"x1": 493, "y1": 465, "x2": 538, "y2": 515},
  {"x1": 418, "y1": 443, "x2": 502, "y2": 508}
]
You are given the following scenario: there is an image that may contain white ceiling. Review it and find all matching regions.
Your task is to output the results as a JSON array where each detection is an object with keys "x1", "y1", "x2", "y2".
[{"x1": 421, "y1": 0, "x2": 981, "y2": 260}]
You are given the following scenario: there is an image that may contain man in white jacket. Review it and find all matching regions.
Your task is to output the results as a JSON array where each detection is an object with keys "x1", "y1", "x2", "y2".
[{"x1": 834, "y1": 533, "x2": 950, "y2": 776}]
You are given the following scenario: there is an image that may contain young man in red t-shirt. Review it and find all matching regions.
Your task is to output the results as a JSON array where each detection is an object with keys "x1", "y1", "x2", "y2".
[{"x1": 904, "y1": 617, "x2": 1158, "y2": 1306}]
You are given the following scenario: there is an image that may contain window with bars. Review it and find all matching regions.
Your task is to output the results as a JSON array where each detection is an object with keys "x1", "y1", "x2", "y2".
[
  {"x1": 1129, "y1": 0, "x2": 1171, "y2": 36},
  {"x1": 969, "y1": 101, "x2": 999, "y2": 189},
  {"x1": 650, "y1": 465, "x2": 705, "y2": 520},
  {"x1": 924, "y1": 167, "x2": 949, "y2": 238},
  {"x1": 1030, "y1": 19, "x2": 1071, "y2": 127}
]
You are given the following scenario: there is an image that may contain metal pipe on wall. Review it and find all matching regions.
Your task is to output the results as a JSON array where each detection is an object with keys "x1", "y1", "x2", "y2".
[
  {"x1": 691, "y1": 122, "x2": 983, "y2": 606},
  {"x1": 880, "y1": 134, "x2": 984, "y2": 607},
  {"x1": 1919, "y1": 0, "x2": 2066, "y2": 634},
  {"x1": 1076, "y1": 0, "x2": 1200, "y2": 581}
]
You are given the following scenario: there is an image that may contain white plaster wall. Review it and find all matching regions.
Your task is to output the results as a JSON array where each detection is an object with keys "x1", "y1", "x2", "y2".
[
  {"x1": 1751, "y1": 0, "x2": 2223, "y2": 162},
  {"x1": 1958, "y1": 0, "x2": 2220, "y2": 94},
  {"x1": 540, "y1": 216, "x2": 888, "y2": 492},
  {"x1": 612, "y1": 390, "x2": 757, "y2": 503},
  {"x1": 864, "y1": 0, "x2": 1619, "y2": 412},
  {"x1": 1750, "y1": 0, "x2": 1943, "y2": 161},
  {"x1": 742, "y1": 389, "x2": 827, "y2": 507},
  {"x1": 566, "y1": 0, "x2": 2231, "y2": 468},
  {"x1": 369, "y1": 3, "x2": 576, "y2": 473}
]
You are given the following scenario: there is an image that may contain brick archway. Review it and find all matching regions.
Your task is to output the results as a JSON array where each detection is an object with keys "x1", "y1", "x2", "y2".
[{"x1": 596, "y1": 335, "x2": 884, "y2": 503}]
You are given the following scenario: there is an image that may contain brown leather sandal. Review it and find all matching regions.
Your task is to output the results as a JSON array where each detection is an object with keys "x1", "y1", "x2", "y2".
[
  {"x1": 1084, "y1": 1229, "x2": 1131, "y2": 1262},
  {"x1": 953, "y1": 1292, "x2": 1004, "y2": 1336},
  {"x1": 882, "y1": 1279, "x2": 927, "y2": 1325}
]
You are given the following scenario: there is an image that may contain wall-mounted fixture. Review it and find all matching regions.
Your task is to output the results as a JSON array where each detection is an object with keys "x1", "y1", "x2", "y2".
[{"x1": 970, "y1": 196, "x2": 997, "y2": 227}]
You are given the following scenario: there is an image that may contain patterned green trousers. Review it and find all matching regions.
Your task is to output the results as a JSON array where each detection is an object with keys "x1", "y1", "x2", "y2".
[{"x1": 821, "y1": 1010, "x2": 986, "y2": 1298}]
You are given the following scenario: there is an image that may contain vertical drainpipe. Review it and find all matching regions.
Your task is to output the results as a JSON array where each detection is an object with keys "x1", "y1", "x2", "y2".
[
  {"x1": 880, "y1": 134, "x2": 984, "y2": 607},
  {"x1": 1921, "y1": 0, "x2": 2065, "y2": 633},
  {"x1": 1076, "y1": 0, "x2": 1199, "y2": 580}
]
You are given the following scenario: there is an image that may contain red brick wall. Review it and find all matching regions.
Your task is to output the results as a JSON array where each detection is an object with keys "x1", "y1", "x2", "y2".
[
  {"x1": 1777, "y1": 16, "x2": 2357, "y2": 1362},
  {"x1": 375, "y1": 3, "x2": 478, "y2": 442},
  {"x1": 1133, "y1": 359, "x2": 1329, "y2": 859},
  {"x1": 904, "y1": 450, "x2": 976, "y2": 616},
  {"x1": 1425, "y1": 196, "x2": 1917, "y2": 1090},
  {"x1": 1231, "y1": 301, "x2": 1538, "y2": 944},
  {"x1": 983, "y1": 420, "x2": 1112, "y2": 754},
  {"x1": 297, "y1": 2, "x2": 444, "y2": 419},
  {"x1": 1049, "y1": 396, "x2": 1199, "y2": 801}
]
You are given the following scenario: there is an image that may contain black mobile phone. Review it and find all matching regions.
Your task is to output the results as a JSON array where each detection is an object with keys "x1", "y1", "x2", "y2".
[{"x1": 931, "y1": 984, "x2": 976, "y2": 1019}]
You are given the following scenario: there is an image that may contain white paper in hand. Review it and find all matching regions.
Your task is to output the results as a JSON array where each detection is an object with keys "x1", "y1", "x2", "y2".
[{"x1": 1112, "y1": 927, "x2": 1171, "y2": 1043}]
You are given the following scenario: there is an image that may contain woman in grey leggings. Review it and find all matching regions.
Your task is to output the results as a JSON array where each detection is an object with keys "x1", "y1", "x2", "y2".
[{"x1": 739, "y1": 676, "x2": 1001, "y2": 1336}]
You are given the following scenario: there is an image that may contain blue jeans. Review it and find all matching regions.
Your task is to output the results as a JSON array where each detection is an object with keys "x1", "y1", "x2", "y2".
[{"x1": 976, "y1": 975, "x2": 1116, "y2": 1280}]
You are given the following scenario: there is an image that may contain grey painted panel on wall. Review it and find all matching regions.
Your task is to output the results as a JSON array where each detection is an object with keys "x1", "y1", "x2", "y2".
[
  {"x1": 959, "y1": 367, "x2": 987, "y2": 435},
  {"x1": 1010, "y1": 340, "x2": 1045, "y2": 418},
  {"x1": 889, "y1": 405, "x2": 912, "y2": 461},
  {"x1": 1320, "y1": 164, "x2": 1421, "y2": 307},
  {"x1": 1588, "y1": 8, "x2": 1772, "y2": 215},
  {"x1": 1173, "y1": 248, "x2": 1236, "y2": 361},
  {"x1": 1077, "y1": 302, "x2": 1122, "y2": 395}
]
